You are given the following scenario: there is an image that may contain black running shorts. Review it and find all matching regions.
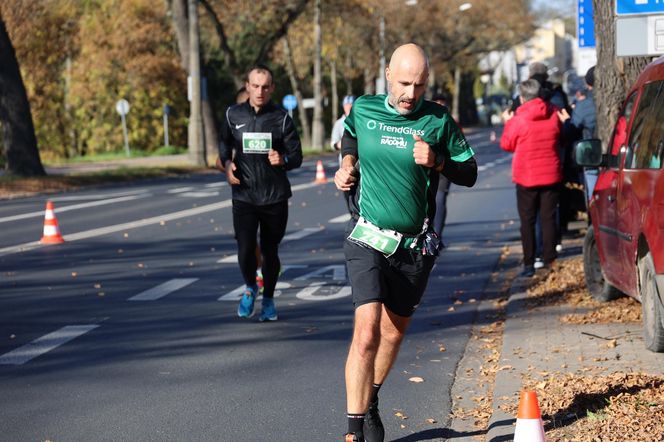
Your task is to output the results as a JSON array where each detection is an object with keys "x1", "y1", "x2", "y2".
[{"x1": 343, "y1": 235, "x2": 436, "y2": 317}]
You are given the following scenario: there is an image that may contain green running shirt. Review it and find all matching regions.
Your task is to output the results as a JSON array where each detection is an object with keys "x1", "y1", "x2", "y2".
[{"x1": 344, "y1": 94, "x2": 474, "y2": 234}]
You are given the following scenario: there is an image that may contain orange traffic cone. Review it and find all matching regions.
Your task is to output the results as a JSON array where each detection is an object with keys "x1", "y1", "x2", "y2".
[
  {"x1": 40, "y1": 201, "x2": 65, "y2": 244},
  {"x1": 489, "y1": 130, "x2": 497, "y2": 143},
  {"x1": 514, "y1": 390, "x2": 546, "y2": 442},
  {"x1": 314, "y1": 160, "x2": 327, "y2": 183}
]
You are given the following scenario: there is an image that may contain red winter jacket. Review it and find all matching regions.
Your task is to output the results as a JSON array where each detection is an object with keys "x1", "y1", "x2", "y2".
[{"x1": 500, "y1": 98, "x2": 562, "y2": 187}]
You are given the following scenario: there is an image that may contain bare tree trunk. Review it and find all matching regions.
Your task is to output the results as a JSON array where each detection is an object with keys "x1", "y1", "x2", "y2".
[
  {"x1": 330, "y1": 60, "x2": 338, "y2": 128},
  {"x1": 0, "y1": 14, "x2": 45, "y2": 176},
  {"x1": 363, "y1": 67, "x2": 375, "y2": 95},
  {"x1": 593, "y1": 0, "x2": 649, "y2": 146},
  {"x1": 451, "y1": 66, "x2": 461, "y2": 121},
  {"x1": 171, "y1": 0, "x2": 217, "y2": 162},
  {"x1": 283, "y1": 38, "x2": 311, "y2": 147},
  {"x1": 345, "y1": 53, "x2": 353, "y2": 95},
  {"x1": 311, "y1": 0, "x2": 324, "y2": 150},
  {"x1": 187, "y1": 0, "x2": 205, "y2": 166}
]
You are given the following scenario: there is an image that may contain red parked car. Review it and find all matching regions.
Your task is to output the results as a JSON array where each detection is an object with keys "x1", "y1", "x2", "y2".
[{"x1": 575, "y1": 56, "x2": 664, "y2": 352}]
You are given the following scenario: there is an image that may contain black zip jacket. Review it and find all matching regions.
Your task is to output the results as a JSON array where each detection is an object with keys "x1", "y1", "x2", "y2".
[{"x1": 219, "y1": 101, "x2": 302, "y2": 205}]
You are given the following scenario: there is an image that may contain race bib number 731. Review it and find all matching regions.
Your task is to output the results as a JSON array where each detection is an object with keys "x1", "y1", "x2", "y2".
[{"x1": 242, "y1": 132, "x2": 272, "y2": 154}]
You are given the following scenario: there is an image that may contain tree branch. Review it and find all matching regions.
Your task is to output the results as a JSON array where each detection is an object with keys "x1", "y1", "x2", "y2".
[
  {"x1": 254, "y1": 0, "x2": 310, "y2": 64},
  {"x1": 199, "y1": 0, "x2": 238, "y2": 75}
]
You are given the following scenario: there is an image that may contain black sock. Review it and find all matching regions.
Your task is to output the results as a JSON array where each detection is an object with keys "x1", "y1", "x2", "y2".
[
  {"x1": 370, "y1": 383, "x2": 382, "y2": 404},
  {"x1": 347, "y1": 413, "x2": 364, "y2": 434}
]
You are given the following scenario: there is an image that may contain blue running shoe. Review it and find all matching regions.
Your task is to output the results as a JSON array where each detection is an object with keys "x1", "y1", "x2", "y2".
[
  {"x1": 259, "y1": 298, "x2": 278, "y2": 322},
  {"x1": 237, "y1": 286, "x2": 257, "y2": 318}
]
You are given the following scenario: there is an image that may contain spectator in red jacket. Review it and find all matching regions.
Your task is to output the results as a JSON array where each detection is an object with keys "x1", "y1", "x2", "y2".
[{"x1": 501, "y1": 79, "x2": 562, "y2": 277}]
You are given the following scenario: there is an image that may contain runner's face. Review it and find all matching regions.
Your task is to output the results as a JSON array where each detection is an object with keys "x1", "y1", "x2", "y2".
[
  {"x1": 246, "y1": 70, "x2": 274, "y2": 109},
  {"x1": 386, "y1": 64, "x2": 428, "y2": 115}
]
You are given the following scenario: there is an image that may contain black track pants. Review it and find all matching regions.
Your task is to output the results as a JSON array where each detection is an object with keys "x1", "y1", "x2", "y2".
[{"x1": 232, "y1": 200, "x2": 288, "y2": 299}]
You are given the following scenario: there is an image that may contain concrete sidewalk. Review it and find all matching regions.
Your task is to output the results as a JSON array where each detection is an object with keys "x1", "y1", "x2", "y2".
[
  {"x1": 486, "y1": 263, "x2": 662, "y2": 441},
  {"x1": 448, "y1": 225, "x2": 664, "y2": 441}
]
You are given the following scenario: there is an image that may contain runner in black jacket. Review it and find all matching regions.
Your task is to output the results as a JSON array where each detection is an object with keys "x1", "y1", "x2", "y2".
[{"x1": 219, "y1": 65, "x2": 302, "y2": 322}]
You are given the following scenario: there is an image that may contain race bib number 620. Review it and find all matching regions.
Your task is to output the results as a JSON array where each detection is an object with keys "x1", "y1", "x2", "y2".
[{"x1": 242, "y1": 132, "x2": 272, "y2": 154}]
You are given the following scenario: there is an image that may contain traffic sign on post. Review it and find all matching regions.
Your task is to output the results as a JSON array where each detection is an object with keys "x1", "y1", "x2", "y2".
[
  {"x1": 115, "y1": 99, "x2": 131, "y2": 156},
  {"x1": 615, "y1": 0, "x2": 664, "y2": 57},
  {"x1": 282, "y1": 94, "x2": 297, "y2": 118},
  {"x1": 617, "y1": 0, "x2": 664, "y2": 16},
  {"x1": 578, "y1": 0, "x2": 595, "y2": 48},
  {"x1": 282, "y1": 94, "x2": 297, "y2": 110},
  {"x1": 115, "y1": 99, "x2": 130, "y2": 116}
]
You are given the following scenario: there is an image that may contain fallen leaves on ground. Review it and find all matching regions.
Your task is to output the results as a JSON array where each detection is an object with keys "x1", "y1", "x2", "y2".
[
  {"x1": 526, "y1": 256, "x2": 641, "y2": 324},
  {"x1": 502, "y1": 372, "x2": 664, "y2": 441}
]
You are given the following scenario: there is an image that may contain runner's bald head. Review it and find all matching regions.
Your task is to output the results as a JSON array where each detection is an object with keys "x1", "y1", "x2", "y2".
[
  {"x1": 388, "y1": 44, "x2": 429, "y2": 75},
  {"x1": 386, "y1": 44, "x2": 429, "y2": 115}
]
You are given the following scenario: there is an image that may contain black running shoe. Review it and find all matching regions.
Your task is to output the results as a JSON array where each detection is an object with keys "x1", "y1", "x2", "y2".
[
  {"x1": 363, "y1": 399, "x2": 385, "y2": 442},
  {"x1": 344, "y1": 432, "x2": 364, "y2": 442}
]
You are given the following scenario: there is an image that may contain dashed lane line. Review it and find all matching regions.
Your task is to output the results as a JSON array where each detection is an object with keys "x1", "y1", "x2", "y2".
[
  {"x1": 0, "y1": 325, "x2": 99, "y2": 365},
  {"x1": 128, "y1": 278, "x2": 199, "y2": 301}
]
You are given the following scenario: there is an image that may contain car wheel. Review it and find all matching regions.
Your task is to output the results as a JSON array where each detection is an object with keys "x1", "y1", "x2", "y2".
[
  {"x1": 582, "y1": 226, "x2": 622, "y2": 302},
  {"x1": 638, "y1": 252, "x2": 664, "y2": 352}
]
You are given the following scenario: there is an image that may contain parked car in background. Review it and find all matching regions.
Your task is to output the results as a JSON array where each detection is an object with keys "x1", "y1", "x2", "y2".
[{"x1": 575, "y1": 55, "x2": 664, "y2": 352}]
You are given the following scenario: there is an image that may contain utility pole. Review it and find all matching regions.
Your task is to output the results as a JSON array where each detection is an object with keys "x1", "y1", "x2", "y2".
[{"x1": 187, "y1": 0, "x2": 206, "y2": 166}]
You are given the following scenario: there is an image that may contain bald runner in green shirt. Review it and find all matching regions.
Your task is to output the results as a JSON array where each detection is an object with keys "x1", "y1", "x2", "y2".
[
  {"x1": 343, "y1": 94, "x2": 473, "y2": 234},
  {"x1": 335, "y1": 44, "x2": 478, "y2": 442}
]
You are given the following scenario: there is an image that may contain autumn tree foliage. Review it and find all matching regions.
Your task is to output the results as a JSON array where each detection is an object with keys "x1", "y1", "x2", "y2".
[
  {"x1": 2, "y1": 0, "x2": 187, "y2": 161},
  {"x1": 2, "y1": 0, "x2": 539, "y2": 159},
  {"x1": 69, "y1": 0, "x2": 188, "y2": 155}
]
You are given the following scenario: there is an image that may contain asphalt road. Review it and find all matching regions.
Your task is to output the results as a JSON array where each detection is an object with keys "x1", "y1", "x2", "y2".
[{"x1": 0, "y1": 127, "x2": 520, "y2": 441}]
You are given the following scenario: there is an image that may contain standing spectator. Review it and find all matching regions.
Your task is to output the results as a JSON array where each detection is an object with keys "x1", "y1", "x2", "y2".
[
  {"x1": 558, "y1": 66, "x2": 597, "y2": 204},
  {"x1": 219, "y1": 65, "x2": 303, "y2": 321},
  {"x1": 331, "y1": 95, "x2": 355, "y2": 166},
  {"x1": 501, "y1": 79, "x2": 562, "y2": 277}
]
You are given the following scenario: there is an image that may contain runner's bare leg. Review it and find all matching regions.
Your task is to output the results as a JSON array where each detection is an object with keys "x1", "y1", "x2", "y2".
[{"x1": 346, "y1": 303, "x2": 382, "y2": 413}]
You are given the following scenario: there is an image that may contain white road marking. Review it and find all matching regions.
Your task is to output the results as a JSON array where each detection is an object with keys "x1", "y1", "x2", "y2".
[
  {"x1": 0, "y1": 181, "x2": 321, "y2": 258},
  {"x1": 217, "y1": 255, "x2": 239, "y2": 264},
  {"x1": 0, "y1": 193, "x2": 151, "y2": 224},
  {"x1": 294, "y1": 264, "x2": 346, "y2": 281},
  {"x1": 329, "y1": 213, "x2": 351, "y2": 224},
  {"x1": 167, "y1": 187, "x2": 194, "y2": 194},
  {"x1": 296, "y1": 284, "x2": 351, "y2": 301},
  {"x1": 217, "y1": 227, "x2": 321, "y2": 263},
  {"x1": 0, "y1": 325, "x2": 99, "y2": 365},
  {"x1": 50, "y1": 189, "x2": 149, "y2": 201},
  {"x1": 205, "y1": 182, "x2": 227, "y2": 188},
  {"x1": 128, "y1": 278, "x2": 199, "y2": 301},
  {"x1": 178, "y1": 191, "x2": 219, "y2": 198}
]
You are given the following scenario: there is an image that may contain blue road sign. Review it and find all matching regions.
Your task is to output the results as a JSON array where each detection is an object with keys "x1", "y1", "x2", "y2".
[
  {"x1": 578, "y1": 0, "x2": 596, "y2": 48},
  {"x1": 617, "y1": 0, "x2": 664, "y2": 15},
  {"x1": 282, "y1": 94, "x2": 297, "y2": 111}
]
